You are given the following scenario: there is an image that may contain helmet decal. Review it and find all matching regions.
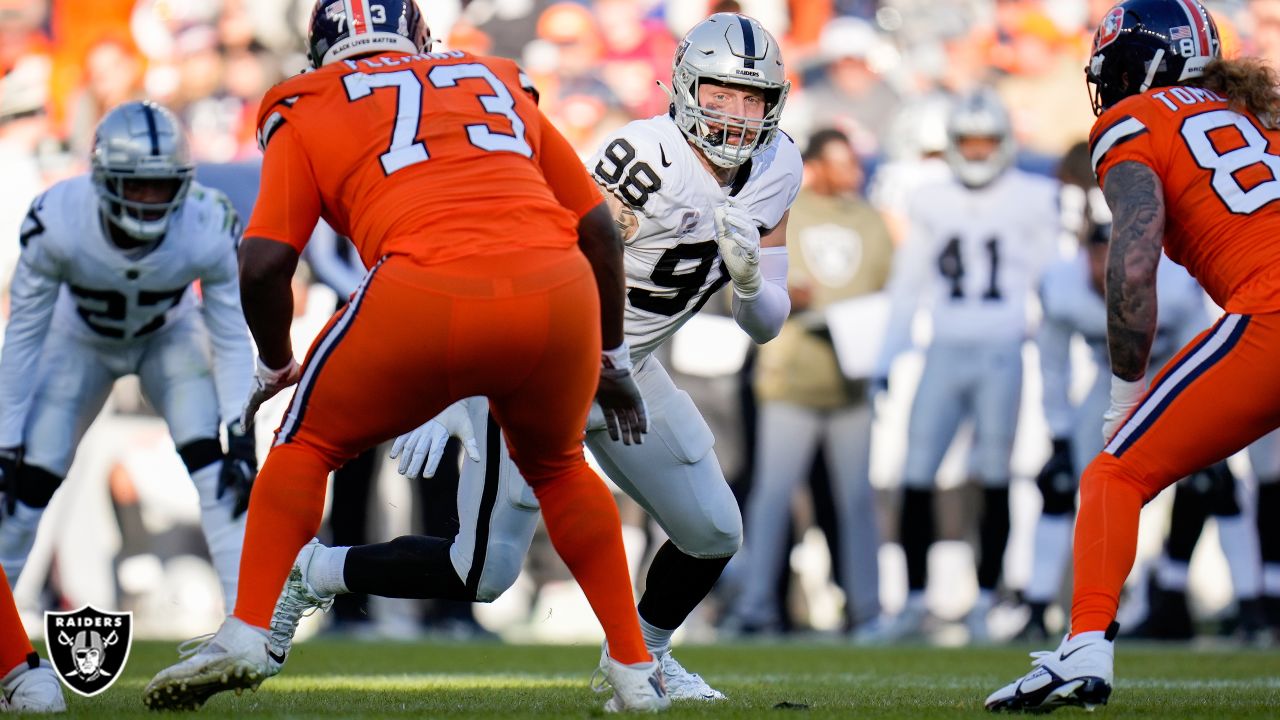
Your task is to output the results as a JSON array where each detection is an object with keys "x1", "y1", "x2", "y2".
[{"x1": 1094, "y1": 7, "x2": 1125, "y2": 53}]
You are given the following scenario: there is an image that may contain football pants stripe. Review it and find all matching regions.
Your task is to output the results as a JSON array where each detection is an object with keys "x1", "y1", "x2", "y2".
[
  {"x1": 464, "y1": 412, "x2": 504, "y2": 597},
  {"x1": 277, "y1": 256, "x2": 386, "y2": 446},
  {"x1": 1106, "y1": 313, "x2": 1250, "y2": 457}
]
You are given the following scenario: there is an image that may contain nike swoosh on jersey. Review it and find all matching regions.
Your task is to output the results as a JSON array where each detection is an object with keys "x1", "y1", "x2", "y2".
[{"x1": 659, "y1": 145, "x2": 672, "y2": 168}]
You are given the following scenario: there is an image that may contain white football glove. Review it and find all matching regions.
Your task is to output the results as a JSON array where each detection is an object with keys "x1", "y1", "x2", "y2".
[
  {"x1": 240, "y1": 357, "x2": 303, "y2": 428},
  {"x1": 1102, "y1": 375, "x2": 1146, "y2": 444},
  {"x1": 713, "y1": 199, "x2": 763, "y2": 299},
  {"x1": 389, "y1": 400, "x2": 482, "y2": 478}
]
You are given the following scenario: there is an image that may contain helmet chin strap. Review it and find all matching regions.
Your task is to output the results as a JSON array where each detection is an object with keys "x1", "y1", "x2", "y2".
[{"x1": 1139, "y1": 48, "x2": 1165, "y2": 93}]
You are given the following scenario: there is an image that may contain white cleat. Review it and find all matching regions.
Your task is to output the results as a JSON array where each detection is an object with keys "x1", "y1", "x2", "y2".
[
  {"x1": 656, "y1": 649, "x2": 725, "y2": 701},
  {"x1": 591, "y1": 644, "x2": 670, "y2": 713},
  {"x1": 1, "y1": 657, "x2": 66, "y2": 713},
  {"x1": 143, "y1": 617, "x2": 274, "y2": 711},
  {"x1": 985, "y1": 625, "x2": 1116, "y2": 713},
  {"x1": 267, "y1": 538, "x2": 335, "y2": 672}
]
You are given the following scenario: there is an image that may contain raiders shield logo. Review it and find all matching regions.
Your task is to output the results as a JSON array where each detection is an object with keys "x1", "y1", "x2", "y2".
[{"x1": 44, "y1": 606, "x2": 132, "y2": 697}]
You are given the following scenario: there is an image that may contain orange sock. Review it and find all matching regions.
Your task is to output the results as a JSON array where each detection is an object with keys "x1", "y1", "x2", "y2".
[
  {"x1": 533, "y1": 465, "x2": 649, "y2": 665},
  {"x1": 0, "y1": 567, "x2": 35, "y2": 674},
  {"x1": 232, "y1": 444, "x2": 332, "y2": 629},
  {"x1": 1070, "y1": 453, "x2": 1149, "y2": 635}
]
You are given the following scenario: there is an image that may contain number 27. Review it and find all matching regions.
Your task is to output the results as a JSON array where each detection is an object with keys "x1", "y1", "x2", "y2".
[{"x1": 343, "y1": 63, "x2": 532, "y2": 175}]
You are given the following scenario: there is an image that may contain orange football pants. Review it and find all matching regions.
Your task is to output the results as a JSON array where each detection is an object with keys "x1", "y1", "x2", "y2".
[
  {"x1": 234, "y1": 248, "x2": 648, "y2": 663},
  {"x1": 1072, "y1": 312, "x2": 1280, "y2": 635},
  {"x1": 1, "y1": 566, "x2": 35, "y2": 674}
]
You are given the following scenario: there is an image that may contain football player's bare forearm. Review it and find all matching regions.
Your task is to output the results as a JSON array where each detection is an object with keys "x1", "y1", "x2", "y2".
[
  {"x1": 595, "y1": 179, "x2": 639, "y2": 243},
  {"x1": 239, "y1": 236, "x2": 299, "y2": 369},
  {"x1": 577, "y1": 203, "x2": 627, "y2": 350},
  {"x1": 1102, "y1": 161, "x2": 1164, "y2": 382}
]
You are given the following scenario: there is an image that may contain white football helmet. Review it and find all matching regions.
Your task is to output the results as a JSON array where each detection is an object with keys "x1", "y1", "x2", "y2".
[
  {"x1": 90, "y1": 101, "x2": 194, "y2": 241},
  {"x1": 944, "y1": 88, "x2": 1015, "y2": 188},
  {"x1": 670, "y1": 13, "x2": 790, "y2": 168}
]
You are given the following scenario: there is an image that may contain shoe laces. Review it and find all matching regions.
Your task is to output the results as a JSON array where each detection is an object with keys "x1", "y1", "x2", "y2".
[
  {"x1": 177, "y1": 633, "x2": 216, "y2": 660},
  {"x1": 269, "y1": 568, "x2": 334, "y2": 645},
  {"x1": 589, "y1": 666, "x2": 611, "y2": 695},
  {"x1": 659, "y1": 652, "x2": 703, "y2": 684}
]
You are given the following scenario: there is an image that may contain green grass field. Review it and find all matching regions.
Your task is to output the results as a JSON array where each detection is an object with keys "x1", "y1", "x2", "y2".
[{"x1": 44, "y1": 639, "x2": 1280, "y2": 718}]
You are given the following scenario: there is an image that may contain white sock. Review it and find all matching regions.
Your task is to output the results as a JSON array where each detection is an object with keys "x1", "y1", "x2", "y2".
[
  {"x1": 307, "y1": 544, "x2": 350, "y2": 596},
  {"x1": 1215, "y1": 515, "x2": 1263, "y2": 598},
  {"x1": 191, "y1": 463, "x2": 247, "y2": 611},
  {"x1": 1026, "y1": 514, "x2": 1073, "y2": 603},
  {"x1": 0, "y1": 502, "x2": 46, "y2": 586},
  {"x1": 639, "y1": 616, "x2": 673, "y2": 656}
]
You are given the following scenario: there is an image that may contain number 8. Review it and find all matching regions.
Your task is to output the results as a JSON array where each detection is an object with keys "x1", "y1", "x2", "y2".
[{"x1": 1182, "y1": 109, "x2": 1280, "y2": 214}]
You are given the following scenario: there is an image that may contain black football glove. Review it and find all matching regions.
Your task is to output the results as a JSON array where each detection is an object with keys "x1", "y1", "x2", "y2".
[
  {"x1": 218, "y1": 422, "x2": 257, "y2": 519},
  {"x1": 1036, "y1": 438, "x2": 1075, "y2": 493},
  {"x1": 0, "y1": 446, "x2": 21, "y2": 518}
]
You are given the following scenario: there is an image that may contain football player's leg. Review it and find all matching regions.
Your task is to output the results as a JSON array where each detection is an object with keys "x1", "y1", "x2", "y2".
[
  {"x1": 1252, "y1": 432, "x2": 1280, "y2": 630},
  {"x1": 138, "y1": 319, "x2": 243, "y2": 609},
  {"x1": 734, "y1": 400, "x2": 821, "y2": 629},
  {"x1": 900, "y1": 348, "x2": 968, "y2": 599},
  {"x1": 971, "y1": 343, "x2": 1022, "y2": 601},
  {"x1": 233, "y1": 263, "x2": 457, "y2": 631},
  {"x1": 339, "y1": 401, "x2": 538, "y2": 602},
  {"x1": 0, "y1": 566, "x2": 34, "y2": 678},
  {"x1": 823, "y1": 402, "x2": 880, "y2": 626},
  {"x1": 1072, "y1": 313, "x2": 1280, "y2": 636},
  {"x1": 586, "y1": 358, "x2": 740, "y2": 640},
  {"x1": 482, "y1": 263, "x2": 647, "y2": 666},
  {"x1": 1, "y1": 335, "x2": 114, "y2": 584}
]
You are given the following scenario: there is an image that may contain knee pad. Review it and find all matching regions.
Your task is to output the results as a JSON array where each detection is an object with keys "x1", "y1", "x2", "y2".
[
  {"x1": 1036, "y1": 472, "x2": 1077, "y2": 516},
  {"x1": 650, "y1": 390, "x2": 715, "y2": 465},
  {"x1": 177, "y1": 438, "x2": 223, "y2": 474},
  {"x1": 15, "y1": 464, "x2": 63, "y2": 508},
  {"x1": 470, "y1": 541, "x2": 525, "y2": 602}
]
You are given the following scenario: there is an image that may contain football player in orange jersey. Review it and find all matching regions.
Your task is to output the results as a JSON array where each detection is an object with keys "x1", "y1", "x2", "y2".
[
  {"x1": 989, "y1": 0, "x2": 1280, "y2": 712},
  {"x1": 144, "y1": 0, "x2": 667, "y2": 713},
  {"x1": 0, "y1": 567, "x2": 64, "y2": 712}
]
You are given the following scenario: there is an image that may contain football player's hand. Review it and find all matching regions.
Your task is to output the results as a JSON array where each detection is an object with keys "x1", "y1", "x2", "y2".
[
  {"x1": 240, "y1": 356, "x2": 302, "y2": 428},
  {"x1": 1036, "y1": 438, "x2": 1074, "y2": 491},
  {"x1": 389, "y1": 401, "x2": 481, "y2": 478},
  {"x1": 1102, "y1": 375, "x2": 1146, "y2": 444},
  {"x1": 713, "y1": 199, "x2": 762, "y2": 298},
  {"x1": 597, "y1": 365, "x2": 648, "y2": 445},
  {"x1": 0, "y1": 446, "x2": 20, "y2": 517},
  {"x1": 218, "y1": 422, "x2": 257, "y2": 519}
]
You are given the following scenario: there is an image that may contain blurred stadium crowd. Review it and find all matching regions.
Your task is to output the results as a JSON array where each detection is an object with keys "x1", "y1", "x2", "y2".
[{"x1": 2, "y1": 0, "x2": 1280, "y2": 648}]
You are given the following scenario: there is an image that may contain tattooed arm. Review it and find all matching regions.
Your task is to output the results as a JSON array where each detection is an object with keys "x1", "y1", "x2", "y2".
[
  {"x1": 595, "y1": 179, "x2": 639, "y2": 242},
  {"x1": 1101, "y1": 160, "x2": 1165, "y2": 382}
]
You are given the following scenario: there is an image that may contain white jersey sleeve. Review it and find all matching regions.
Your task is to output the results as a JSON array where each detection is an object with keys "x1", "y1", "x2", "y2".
[
  {"x1": 191, "y1": 188, "x2": 255, "y2": 428},
  {"x1": 1037, "y1": 260, "x2": 1082, "y2": 439},
  {"x1": 0, "y1": 193, "x2": 66, "y2": 447}
]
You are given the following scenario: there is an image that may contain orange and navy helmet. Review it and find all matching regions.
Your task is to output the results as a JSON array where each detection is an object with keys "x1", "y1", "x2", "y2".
[{"x1": 307, "y1": 0, "x2": 432, "y2": 68}]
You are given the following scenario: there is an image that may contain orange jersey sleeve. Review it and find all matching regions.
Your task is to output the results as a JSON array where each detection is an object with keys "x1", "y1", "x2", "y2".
[
  {"x1": 537, "y1": 112, "x2": 604, "y2": 218},
  {"x1": 244, "y1": 122, "x2": 323, "y2": 252},
  {"x1": 1089, "y1": 87, "x2": 1280, "y2": 313},
  {"x1": 251, "y1": 52, "x2": 582, "y2": 271}
]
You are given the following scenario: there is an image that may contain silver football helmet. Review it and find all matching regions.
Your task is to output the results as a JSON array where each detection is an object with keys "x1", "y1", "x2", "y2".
[
  {"x1": 670, "y1": 13, "x2": 790, "y2": 168},
  {"x1": 91, "y1": 101, "x2": 194, "y2": 241},
  {"x1": 944, "y1": 88, "x2": 1015, "y2": 188}
]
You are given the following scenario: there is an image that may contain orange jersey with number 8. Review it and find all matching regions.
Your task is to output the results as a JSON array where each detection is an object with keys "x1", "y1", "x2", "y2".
[
  {"x1": 1090, "y1": 85, "x2": 1280, "y2": 313},
  {"x1": 246, "y1": 50, "x2": 601, "y2": 269}
]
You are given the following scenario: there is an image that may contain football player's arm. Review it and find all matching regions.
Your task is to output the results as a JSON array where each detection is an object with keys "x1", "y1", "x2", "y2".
[
  {"x1": 241, "y1": 122, "x2": 319, "y2": 370},
  {"x1": 1036, "y1": 299, "x2": 1075, "y2": 440},
  {"x1": 1102, "y1": 160, "x2": 1163, "y2": 383},
  {"x1": 0, "y1": 223, "x2": 63, "y2": 448},
  {"x1": 874, "y1": 215, "x2": 931, "y2": 379},
  {"x1": 199, "y1": 229, "x2": 256, "y2": 427},
  {"x1": 730, "y1": 210, "x2": 791, "y2": 344}
]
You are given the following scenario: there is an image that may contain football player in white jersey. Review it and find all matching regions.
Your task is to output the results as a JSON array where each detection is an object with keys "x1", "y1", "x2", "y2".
[
  {"x1": 858, "y1": 89, "x2": 1060, "y2": 644},
  {"x1": 0, "y1": 101, "x2": 255, "y2": 610},
  {"x1": 266, "y1": 13, "x2": 800, "y2": 700}
]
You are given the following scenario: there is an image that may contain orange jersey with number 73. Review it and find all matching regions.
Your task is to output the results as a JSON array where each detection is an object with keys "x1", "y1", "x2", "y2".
[
  {"x1": 1090, "y1": 85, "x2": 1280, "y2": 314},
  {"x1": 245, "y1": 50, "x2": 602, "y2": 269}
]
